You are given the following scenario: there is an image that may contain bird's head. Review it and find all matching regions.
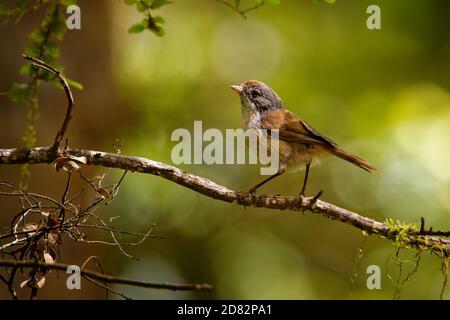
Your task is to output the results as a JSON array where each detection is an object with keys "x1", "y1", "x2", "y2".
[{"x1": 230, "y1": 80, "x2": 283, "y2": 114}]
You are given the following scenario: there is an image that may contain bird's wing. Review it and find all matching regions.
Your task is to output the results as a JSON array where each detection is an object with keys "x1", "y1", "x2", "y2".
[{"x1": 265, "y1": 110, "x2": 337, "y2": 147}]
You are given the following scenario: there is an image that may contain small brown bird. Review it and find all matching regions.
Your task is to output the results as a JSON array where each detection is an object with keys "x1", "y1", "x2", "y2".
[{"x1": 230, "y1": 80, "x2": 376, "y2": 196}]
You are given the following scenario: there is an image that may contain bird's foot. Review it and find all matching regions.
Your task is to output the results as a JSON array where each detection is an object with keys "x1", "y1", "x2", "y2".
[
  {"x1": 246, "y1": 187, "x2": 258, "y2": 203},
  {"x1": 298, "y1": 191, "x2": 307, "y2": 210},
  {"x1": 298, "y1": 190, "x2": 323, "y2": 210}
]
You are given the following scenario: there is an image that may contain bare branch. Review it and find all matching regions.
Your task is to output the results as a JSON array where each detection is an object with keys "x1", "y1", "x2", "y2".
[
  {"x1": 0, "y1": 259, "x2": 213, "y2": 292},
  {"x1": 22, "y1": 55, "x2": 74, "y2": 152}
]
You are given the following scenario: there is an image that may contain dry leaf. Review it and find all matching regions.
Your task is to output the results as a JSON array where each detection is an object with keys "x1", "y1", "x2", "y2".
[
  {"x1": 20, "y1": 279, "x2": 30, "y2": 288},
  {"x1": 43, "y1": 251, "x2": 54, "y2": 264},
  {"x1": 22, "y1": 223, "x2": 39, "y2": 236},
  {"x1": 37, "y1": 238, "x2": 47, "y2": 251},
  {"x1": 47, "y1": 216, "x2": 59, "y2": 228},
  {"x1": 48, "y1": 231, "x2": 62, "y2": 245},
  {"x1": 37, "y1": 277, "x2": 46, "y2": 288},
  {"x1": 54, "y1": 157, "x2": 69, "y2": 172},
  {"x1": 96, "y1": 188, "x2": 110, "y2": 200},
  {"x1": 41, "y1": 211, "x2": 50, "y2": 218},
  {"x1": 48, "y1": 247, "x2": 58, "y2": 261},
  {"x1": 68, "y1": 155, "x2": 88, "y2": 164},
  {"x1": 41, "y1": 211, "x2": 50, "y2": 224},
  {"x1": 63, "y1": 160, "x2": 80, "y2": 172}
]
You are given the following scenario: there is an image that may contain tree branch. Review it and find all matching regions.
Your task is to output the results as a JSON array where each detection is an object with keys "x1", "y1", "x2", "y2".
[
  {"x1": 0, "y1": 259, "x2": 212, "y2": 292},
  {"x1": 1, "y1": 146, "x2": 449, "y2": 252}
]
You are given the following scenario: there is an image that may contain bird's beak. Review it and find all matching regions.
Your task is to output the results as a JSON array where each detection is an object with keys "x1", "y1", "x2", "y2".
[{"x1": 230, "y1": 85, "x2": 243, "y2": 94}]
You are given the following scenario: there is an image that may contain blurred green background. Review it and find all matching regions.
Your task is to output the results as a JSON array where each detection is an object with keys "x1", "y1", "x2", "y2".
[{"x1": 0, "y1": 0, "x2": 449, "y2": 299}]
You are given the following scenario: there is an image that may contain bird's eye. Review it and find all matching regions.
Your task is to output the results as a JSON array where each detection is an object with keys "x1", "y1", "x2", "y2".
[{"x1": 250, "y1": 90, "x2": 260, "y2": 99}]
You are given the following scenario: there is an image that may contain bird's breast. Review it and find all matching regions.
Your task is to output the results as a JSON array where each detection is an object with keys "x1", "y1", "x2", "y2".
[{"x1": 241, "y1": 107, "x2": 261, "y2": 129}]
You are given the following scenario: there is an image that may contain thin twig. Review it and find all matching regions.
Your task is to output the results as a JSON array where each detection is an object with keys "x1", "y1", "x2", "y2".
[
  {"x1": 73, "y1": 223, "x2": 158, "y2": 247},
  {"x1": 215, "y1": 0, "x2": 265, "y2": 19},
  {"x1": 83, "y1": 275, "x2": 132, "y2": 300},
  {"x1": 77, "y1": 224, "x2": 172, "y2": 239},
  {"x1": 0, "y1": 259, "x2": 213, "y2": 291},
  {"x1": 22, "y1": 54, "x2": 74, "y2": 152}
]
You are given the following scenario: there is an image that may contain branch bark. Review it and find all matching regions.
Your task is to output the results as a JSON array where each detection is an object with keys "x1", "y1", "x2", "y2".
[{"x1": 1, "y1": 146, "x2": 449, "y2": 252}]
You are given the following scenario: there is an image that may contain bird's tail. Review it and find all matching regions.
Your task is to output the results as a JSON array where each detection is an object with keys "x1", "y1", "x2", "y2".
[{"x1": 331, "y1": 147, "x2": 376, "y2": 173}]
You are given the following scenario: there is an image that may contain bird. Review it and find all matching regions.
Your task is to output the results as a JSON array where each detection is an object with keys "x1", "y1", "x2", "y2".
[{"x1": 230, "y1": 80, "x2": 376, "y2": 196}]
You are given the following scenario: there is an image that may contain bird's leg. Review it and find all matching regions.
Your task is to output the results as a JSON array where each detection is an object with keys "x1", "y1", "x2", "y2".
[
  {"x1": 300, "y1": 161, "x2": 311, "y2": 197},
  {"x1": 248, "y1": 172, "x2": 283, "y2": 195}
]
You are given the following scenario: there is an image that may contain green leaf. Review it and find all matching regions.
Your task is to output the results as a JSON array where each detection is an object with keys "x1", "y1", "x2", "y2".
[
  {"x1": 151, "y1": 0, "x2": 172, "y2": 9},
  {"x1": 153, "y1": 16, "x2": 165, "y2": 24},
  {"x1": 19, "y1": 63, "x2": 32, "y2": 76},
  {"x1": 29, "y1": 29, "x2": 45, "y2": 42},
  {"x1": 0, "y1": 4, "x2": 9, "y2": 14},
  {"x1": 128, "y1": 21, "x2": 146, "y2": 33},
  {"x1": 136, "y1": 2, "x2": 147, "y2": 12},
  {"x1": 324, "y1": 0, "x2": 336, "y2": 3},
  {"x1": 49, "y1": 18, "x2": 67, "y2": 41},
  {"x1": 67, "y1": 78, "x2": 84, "y2": 91},
  {"x1": 149, "y1": 25, "x2": 165, "y2": 37},
  {"x1": 124, "y1": 0, "x2": 136, "y2": 4},
  {"x1": 265, "y1": 0, "x2": 280, "y2": 5},
  {"x1": 47, "y1": 42, "x2": 60, "y2": 59},
  {"x1": 40, "y1": 69, "x2": 56, "y2": 81},
  {"x1": 42, "y1": 56, "x2": 57, "y2": 67},
  {"x1": 234, "y1": 0, "x2": 240, "y2": 8},
  {"x1": 8, "y1": 83, "x2": 31, "y2": 103},
  {"x1": 23, "y1": 42, "x2": 40, "y2": 56}
]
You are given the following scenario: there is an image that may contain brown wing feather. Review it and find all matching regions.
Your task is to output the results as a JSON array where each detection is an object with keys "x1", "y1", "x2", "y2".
[
  {"x1": 278, "y1": 111, "x2": 337, "y2": 147},
  {"x1": 260, "y1": 110, "x2": 376, "y2": 172}
]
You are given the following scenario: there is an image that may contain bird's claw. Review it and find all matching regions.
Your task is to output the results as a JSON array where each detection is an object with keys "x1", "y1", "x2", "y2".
[
  {"x1": 247, "y1": 188, "x2": 257, "y2": 203},
  {"x1": 298, "y1": 192, "x2": 306, "y2": 209},
  {"x1": 298, "y1": 190, "x2": 323, "y2": 210}
]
